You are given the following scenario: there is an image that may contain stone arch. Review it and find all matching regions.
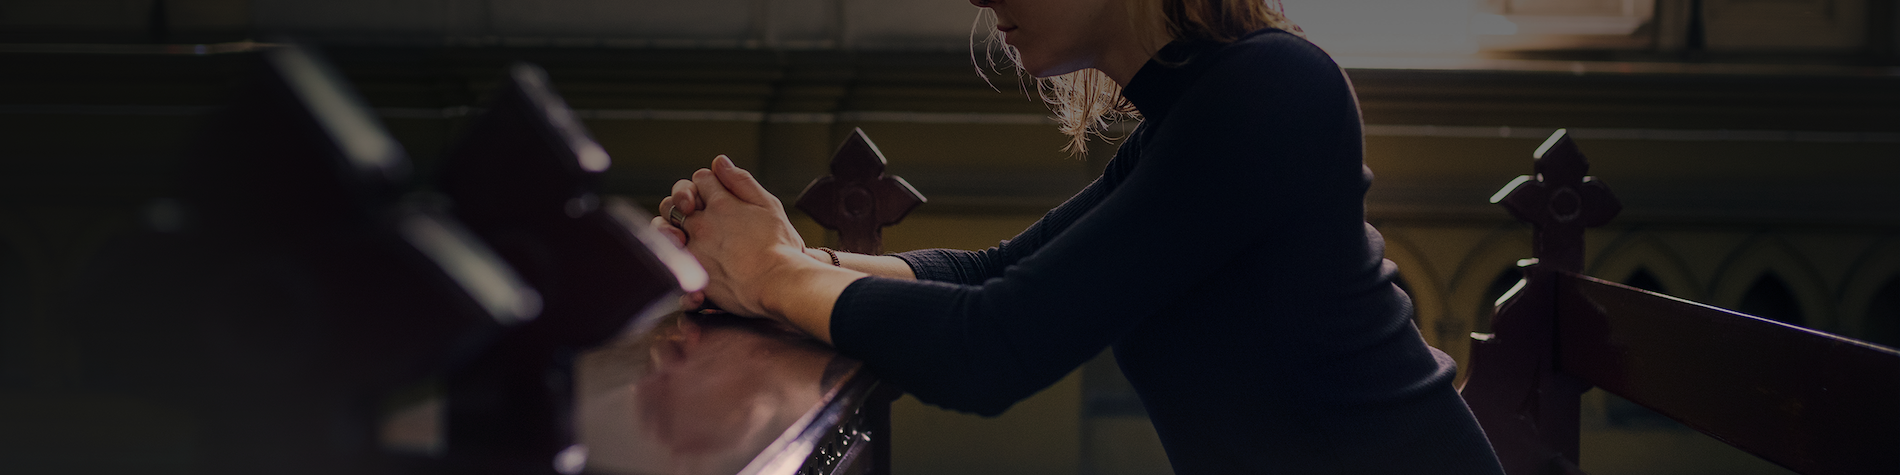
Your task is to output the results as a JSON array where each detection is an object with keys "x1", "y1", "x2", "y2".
[
  {"x1": 1738, "y1": 273, "x2": 1805, "y2": 325},
  {"x1": 1446, "y1": 225, "x2": 1534, "y2": 337},
  {"x1": 1587, "y1": 231, "x2": 1704, "y2": 301},
  {"x1": 1836, "y1": 235, "x2": 1900, "y2": 344},
  {"x1": 1708, "y1": 234, "x2": 1836, "y2": 331},
  {"x1": 1378, "y1": 230, "x2": 1455, "y2": 348}
]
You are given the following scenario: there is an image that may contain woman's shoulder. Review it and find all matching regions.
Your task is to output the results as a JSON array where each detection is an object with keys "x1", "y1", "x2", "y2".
[{"x1": 1208, "y1": 28, "x2": 1341, "y2": 78}]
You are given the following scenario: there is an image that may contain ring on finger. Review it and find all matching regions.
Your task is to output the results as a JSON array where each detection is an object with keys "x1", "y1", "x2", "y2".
[{"x1": 668, "y1": 207, "x2": 688, "y2": 229}]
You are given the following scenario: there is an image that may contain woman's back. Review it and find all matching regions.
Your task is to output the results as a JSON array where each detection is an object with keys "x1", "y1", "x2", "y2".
[{"x1": 832, "y1": 29, "x2": 1503, "y2": 474}]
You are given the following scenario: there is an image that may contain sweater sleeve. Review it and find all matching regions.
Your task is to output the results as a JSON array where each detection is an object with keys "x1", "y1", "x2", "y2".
[
  {"x1": 891, "y1": 153, "x2": 1133, "y2": 285},
  {"x1": 832, "y1": 33, "x2": 1367, "y2": 416}
]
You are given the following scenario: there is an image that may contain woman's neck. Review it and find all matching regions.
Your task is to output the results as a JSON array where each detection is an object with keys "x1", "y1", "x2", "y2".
[
  {"x1": 1098, "y1": 43, "x2": 1161, "y2": 87},
  {"x1": 1094, "y1": 18, "x2": 1172, "y2": 87}
]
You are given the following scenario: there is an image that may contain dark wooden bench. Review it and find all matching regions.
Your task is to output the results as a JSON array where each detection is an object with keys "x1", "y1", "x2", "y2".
[
  {"x1": 74, "y1": 44, "x2": 884, "y2": 475},
  {"x1": 1459, "y1": 130, "x2": 1900, "y2": 475}
]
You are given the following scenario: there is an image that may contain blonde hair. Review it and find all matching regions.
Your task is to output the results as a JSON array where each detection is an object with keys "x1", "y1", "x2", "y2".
[{"x1": 975, "y1": 0, "x2": 1302, "y2": 154}]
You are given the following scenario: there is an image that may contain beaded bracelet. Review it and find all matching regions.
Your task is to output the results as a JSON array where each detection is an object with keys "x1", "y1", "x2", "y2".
[{"x1": 815, "y1": 247, "x2": 842, "y2": 267}]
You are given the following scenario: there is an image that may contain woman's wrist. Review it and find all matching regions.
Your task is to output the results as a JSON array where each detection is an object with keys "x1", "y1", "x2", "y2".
[
  {"x1": 760, "y1": 246, "x2": 834, "y2": 308},
  {"x1": 757, "y1": 247, "x2": 860, "y2": 344}
]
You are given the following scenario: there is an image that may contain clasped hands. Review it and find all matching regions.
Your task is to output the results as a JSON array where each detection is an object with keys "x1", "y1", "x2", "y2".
[{"x1": 652, "y1": 155, "x2": 856, "y2": 341}]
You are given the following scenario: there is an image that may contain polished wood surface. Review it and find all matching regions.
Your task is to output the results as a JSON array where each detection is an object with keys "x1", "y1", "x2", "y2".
[
  {"x1": 572, "y1": 312, "x2": 870, "y2": 475},
  {"x1": 379, "y1": 312, "x2": 873, "y2": 475}
]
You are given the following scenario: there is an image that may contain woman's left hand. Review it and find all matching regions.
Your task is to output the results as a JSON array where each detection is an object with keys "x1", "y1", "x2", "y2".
[{"x1": 679, "y1": 155, "x2": 817, "y2": 320}]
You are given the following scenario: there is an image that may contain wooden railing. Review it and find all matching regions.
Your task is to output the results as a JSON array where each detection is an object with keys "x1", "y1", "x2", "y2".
[{"x1": 1459, "y1": 130, "x2": 1900, "y2": 475}]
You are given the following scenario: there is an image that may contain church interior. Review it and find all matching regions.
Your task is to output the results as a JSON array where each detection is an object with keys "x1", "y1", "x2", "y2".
[{"x1": 2, "y1": 1, "x2": 1897, "y2": 474}]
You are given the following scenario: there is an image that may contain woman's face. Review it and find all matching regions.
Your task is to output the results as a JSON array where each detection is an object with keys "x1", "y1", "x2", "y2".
[{"x1": 974, "y1": 0, "x2": 1125, "y2": 77}]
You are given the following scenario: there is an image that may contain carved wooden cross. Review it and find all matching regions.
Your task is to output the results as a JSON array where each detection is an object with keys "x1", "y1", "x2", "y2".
[
  {"x1": 1490, "y1": 129, "x2": 1622, "y2": 272},
  {"x1": 795, "y1": 128, "x2": 927, "y2": 255}
]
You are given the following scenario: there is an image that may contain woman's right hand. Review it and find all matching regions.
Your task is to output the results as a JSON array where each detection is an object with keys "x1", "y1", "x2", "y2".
[{"x1": 653, "y1": 176, "x2": 708, "y2": 311}]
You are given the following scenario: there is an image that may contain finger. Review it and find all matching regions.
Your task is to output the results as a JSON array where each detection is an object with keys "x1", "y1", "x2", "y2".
[
  {"x1": 657, "y1": 195, "x2": 686, "y2": 230},
  {"x1": 650, "y1": 216, "x2": 687, "y2": 247},
  {"x1": 692, "y1": 166, "x2": 740, "y2": 207},
  {"x1": 670, "y1": 179, "x2": 701, "y2": 213},
  {"x1": 710, "y1": 155, "x2": 779, "y2": 209},
  {"x1": 678, "y1": 291, "x2": 705, "y2": 313}
]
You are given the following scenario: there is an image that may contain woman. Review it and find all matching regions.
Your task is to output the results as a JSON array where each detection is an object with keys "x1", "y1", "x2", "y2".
[{"x1": 653, "y1": 0, "x2": 1505, "y2": 472}]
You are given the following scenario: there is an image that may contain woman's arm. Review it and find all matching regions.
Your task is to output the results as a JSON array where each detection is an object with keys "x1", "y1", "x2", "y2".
[{"x1": 660, "y1": 158, "x2": 1110, "y2": 288}]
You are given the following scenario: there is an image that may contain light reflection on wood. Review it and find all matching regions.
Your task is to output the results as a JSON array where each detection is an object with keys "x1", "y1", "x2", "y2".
[
  {"x1": 575, "y1": 313, "x2": 858, "y2": 475},
  {"x1": 377, "y1": 312, "x2": 862, "y2": 474}
]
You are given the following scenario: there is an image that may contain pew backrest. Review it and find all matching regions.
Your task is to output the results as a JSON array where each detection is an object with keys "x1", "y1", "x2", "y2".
[{"x1": 1459, "y1": 130, "x2": 1900, "y2": 475}]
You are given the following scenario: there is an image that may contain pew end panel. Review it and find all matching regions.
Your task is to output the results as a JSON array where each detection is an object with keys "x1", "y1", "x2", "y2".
[{"x1": 790, "y1": 127, "x2": 926, "y2": 475}]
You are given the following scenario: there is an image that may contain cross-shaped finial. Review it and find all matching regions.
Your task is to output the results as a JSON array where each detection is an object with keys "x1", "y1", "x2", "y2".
[
  {"x1": 1490, "y1": 129, "x2": 1621, "y2": 272},
  {"x1": 795, "y1": 128, "x2": 927, "y2": 255}
]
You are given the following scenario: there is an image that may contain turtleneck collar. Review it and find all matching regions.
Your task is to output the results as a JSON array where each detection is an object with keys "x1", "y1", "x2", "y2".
[
  {"x1": 1122, "y1": 28, "x2": 1284, "y2": 125},
  {"x1": 1121, "y1": 38, "x2": 1221, "y2": 125}
]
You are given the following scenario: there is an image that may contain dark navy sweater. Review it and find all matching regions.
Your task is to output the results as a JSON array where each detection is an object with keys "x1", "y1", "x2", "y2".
[{"x1": 830, "y1": 29, "x2": 1505, "y2": 474}]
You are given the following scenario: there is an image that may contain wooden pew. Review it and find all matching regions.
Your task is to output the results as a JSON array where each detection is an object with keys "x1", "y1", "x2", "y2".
[
  {"x1": 72, "y1": 46, "x2": 907, "y2": 474},
  {"x1": 72, "y1": 47, "x2": 724, "y2": 475},
  {"x1": 69, "y1": 44, "x2": 542, "y2": 475},
  {"x1": 1459, "y1": 130, "x2": 1900, "y2": 475}
]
